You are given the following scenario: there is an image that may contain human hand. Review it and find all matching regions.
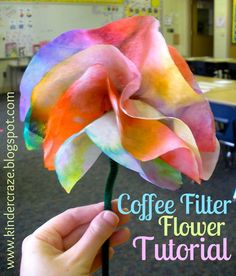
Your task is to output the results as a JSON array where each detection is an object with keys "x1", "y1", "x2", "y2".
[{"x1": 20, "y1": 201, "x2": 130, "y2": 276}]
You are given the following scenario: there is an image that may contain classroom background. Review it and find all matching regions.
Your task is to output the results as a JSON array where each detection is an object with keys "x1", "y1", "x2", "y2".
[
  {"x1": 0, "y1": 0, "x2": 236, "y2": 276},
  {"x1": 0, "y1": 0, "x2": 235, "y2": 93}
]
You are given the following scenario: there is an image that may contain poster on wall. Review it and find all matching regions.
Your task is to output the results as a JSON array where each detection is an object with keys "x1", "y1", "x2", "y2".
[
  {"x1": 124, "y1": 0, "x2": 160, "y2": 18},
  {"x1": 0, "y1": 0, "x2": 124, "y2": 4},
  {"x1": 232, "y1": 0, "x2": 236, "y2": 43},
  {"x1": 0, "y1": 5, "x2": 34, "y2": 57},
  {"x1": 0, "y1": 2, "x2": 124, "y2": 58}
]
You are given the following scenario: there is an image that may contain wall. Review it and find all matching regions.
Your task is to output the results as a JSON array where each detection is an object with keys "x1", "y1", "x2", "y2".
[
  {"x1": 0, "y1": 2, "x2": 125, "y2": 93},
  {"x1": 161, "y1": 0, "x2": 191, "y2": 57},
  {"x1": 214, "y1": 0, "x2": 231, "y2": 58},
  {"x1": 161, "y1": 0, "x2": 234, "y2": 59},
  {"x1": 230, "y1": 44, "x2": 236, "y2": 58},
  {"x1": 230, "y1": 0, "x2": 236, "y2": 57},
  {"x1": 0, "y1": 1, "x2": 162, "y2": 93},
  {"x1": 1, "y1": 0, "x2": 235, "y2": 93},
  {"x1": 0, "y1": 3, "x2": 125, "y2": 58},
  {"x1": 2, "y1": 0, "x2": 235, "y2": 93}
]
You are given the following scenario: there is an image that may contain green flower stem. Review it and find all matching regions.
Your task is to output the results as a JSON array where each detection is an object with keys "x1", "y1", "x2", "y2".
[{"x1": 102, "y1": 158, "x2": 118, "y2": 276}]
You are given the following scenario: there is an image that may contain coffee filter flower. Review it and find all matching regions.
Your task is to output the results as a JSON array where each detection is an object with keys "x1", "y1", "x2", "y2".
[{"x1": 20, "y1": 16, "x2": 219, "y2": 194}]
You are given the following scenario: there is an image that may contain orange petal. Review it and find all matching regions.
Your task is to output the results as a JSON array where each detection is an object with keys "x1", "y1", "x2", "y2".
[
  {"x1": 108, "y1": 80, "x2": 201, "y2": 183},
  {"x1": 124, "y1": 21, "x2": 216, "y2": 153},
  {"x1": 43, "y1": 65, "x2": 111, "y2": 170},
  {"x1": 41, "y1": 44, "x2": 140, "y2": 169}
]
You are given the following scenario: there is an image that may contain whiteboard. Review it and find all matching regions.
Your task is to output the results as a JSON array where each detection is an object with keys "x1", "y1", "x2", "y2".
[
  {"x1": 0, "y1": 3, "x2": 124, "y2": 57},
  {"x1": 0, "y1": 1, "x2": 162, "y2": 57}
]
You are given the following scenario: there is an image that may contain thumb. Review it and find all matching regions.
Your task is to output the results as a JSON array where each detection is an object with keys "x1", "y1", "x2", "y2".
[{"x1": 64, "y1": 210, "x2": 119, "y2": 266}]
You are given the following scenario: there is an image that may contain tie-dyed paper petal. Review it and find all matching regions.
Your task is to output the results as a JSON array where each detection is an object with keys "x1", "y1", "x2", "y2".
[
  {"x1": 25, "y1": 45, "x2": 139, "y2": 140},
  {"x1": 131, "y1": 25, "x2": 216, "y2": 153},
  {"x1": 85, "y1": 112, "x2": 141, "y2": 173},
  {"x1": 120, "y1": 98, "x2": 204, "y2": 177},
  {"x1": 108, "y1": 80, "x2": 201, "y2": 183},
  {"x1": 55, "y1": 131, "x2": 101, "y2": 193},
  {"x1": 43, "y1": 64, "x2": 111, "y2": 170},
  {"x1": 55, "y1": 111, "x2": 182, "y2": 191},
  {"x1": 28, "y1": 46, "x2": 140, "y2": 169},
  {"x1": 20, "y1": 16, "x2": 155, "y2": 121},
  {"x1": 86, "y1": 111, "x2": 182, "y2": 190},
  {"x1": 140, "y1": 159, "x2": 182, "y2": 191},
  {"x1": 20, "y1": 16, "x2": 219, "y2": 193}
]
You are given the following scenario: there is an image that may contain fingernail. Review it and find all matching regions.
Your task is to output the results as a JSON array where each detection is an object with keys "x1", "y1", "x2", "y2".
[
  {"x1": 103, "y1": 211, "x2": 119, "y2": 227},
  {"x1": 123, "y1": 208, "x2": 129, "y2": 213}
]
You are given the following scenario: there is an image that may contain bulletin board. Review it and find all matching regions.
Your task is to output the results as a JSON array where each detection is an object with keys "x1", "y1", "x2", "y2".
[
  {"x1": 0, "y1": 0, "x2": 162, "y2": 57},
  {"x1": 124, "y1": 0, "x2": 160, "y2": 18},
  {"x1": 0, "y1": 0, "x2": 124, "y2": 4},
  {"x1": 232, "y1": 0, "x2": 236, "y2": 43},
  {"x1": 0, "y1": 3, "x2": 124, "y2": 57}
]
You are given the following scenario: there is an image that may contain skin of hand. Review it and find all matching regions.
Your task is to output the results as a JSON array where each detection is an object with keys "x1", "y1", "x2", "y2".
[{"x1": 20, "y1": 201, "x2": 130, "y2": 276}]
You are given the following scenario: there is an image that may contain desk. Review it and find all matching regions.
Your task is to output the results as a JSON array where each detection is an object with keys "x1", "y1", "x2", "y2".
[
  {"x1": 195, "y1": 76, "x2": 236, "y2": 105},
  {"x1": 186, "y1": 57, "x2": 236, "y2": 63},
  {"x1": 186, "y1": 57, "x2": 236, "y2": 78},
  {"x1": 0, "y1": 56, "x2": 31, "y2": 70},
  {"x1": 9, "y1": 64, "x2": 27, "y2": 91},
  {"x1": 5, "y1": 57, "x2": 31, "y2": 91},
  {"x1": 0, "y1": 56, "x2": 31, "y2": 92}
]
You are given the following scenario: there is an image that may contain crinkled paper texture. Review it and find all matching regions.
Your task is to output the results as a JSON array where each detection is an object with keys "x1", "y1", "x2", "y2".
[{"x1": 20, "y1": 16, "x2": 219, "y2": 193}]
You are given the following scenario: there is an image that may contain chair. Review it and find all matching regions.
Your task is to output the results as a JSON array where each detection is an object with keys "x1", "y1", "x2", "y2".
[
  {"x1": 205, "y1": 61, "x2": 228, "y2": 78},
  {"x1": 187, "y1": 61, "x2": 215, "y2": 77},
  {"x1": 210, "y1": 102, "x2": 236, "y2": 167},
  {"x1": 228, "y1": 62, "x2": 236, "y2": 80}
]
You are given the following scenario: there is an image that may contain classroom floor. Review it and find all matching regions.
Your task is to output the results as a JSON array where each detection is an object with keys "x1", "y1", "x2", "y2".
[{"x1": 0, "y1": 93, "x2": 235, "y2": 276}]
